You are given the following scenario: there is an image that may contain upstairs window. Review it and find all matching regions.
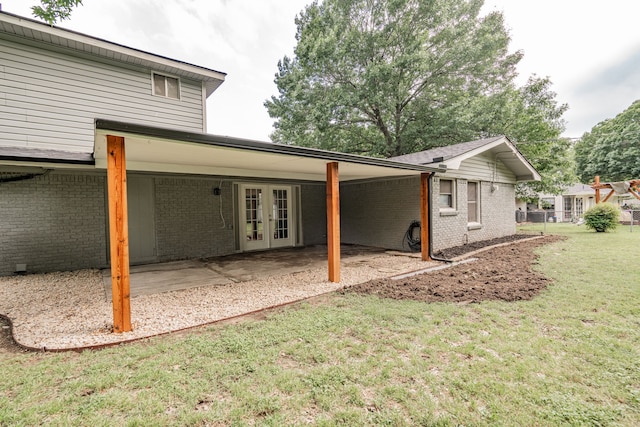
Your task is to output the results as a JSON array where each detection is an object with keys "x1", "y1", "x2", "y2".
[
  {"x1": 153, "y1": 73, "x2": 180, "y2": 99},
  {"x1": 439, "y1": 179, "x2": 455, "y2": 209}
]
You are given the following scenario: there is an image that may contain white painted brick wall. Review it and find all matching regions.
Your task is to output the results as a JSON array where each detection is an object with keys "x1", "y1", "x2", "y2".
[
  {"x1": 155, "y1": 178, "x2": 235, "y2": 260},
  {"x1": 300, "y1": 184, "x2": 326, "y2": 245},
  {"x1": 0, "y1": 171, "x2": 107, "y2": 275},
  {"x1": 341, "y1": 176, "x2": 517, "y2": 252},
  {"x1": 341, "y1": 177, "x2": 421, "y2": 250}
]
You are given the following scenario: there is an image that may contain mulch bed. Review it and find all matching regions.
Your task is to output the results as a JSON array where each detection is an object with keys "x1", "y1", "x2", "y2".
[
  {"x1": 433, "y1": 233, "x2": 540, "y2": 259},
  {"x1": 347, "y1": 235, "x2": 564, "y2": 303}
]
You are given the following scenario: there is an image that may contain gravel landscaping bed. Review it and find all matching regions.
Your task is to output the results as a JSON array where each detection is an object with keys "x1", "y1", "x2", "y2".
[{"x1": 0, "y1": 252, "x2": 431, "y2": 351}]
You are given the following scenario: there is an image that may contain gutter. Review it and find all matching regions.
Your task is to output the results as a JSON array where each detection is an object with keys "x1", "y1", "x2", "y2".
[{"x1": 0, "y1": 148, "x2": 95, "y2": 166}]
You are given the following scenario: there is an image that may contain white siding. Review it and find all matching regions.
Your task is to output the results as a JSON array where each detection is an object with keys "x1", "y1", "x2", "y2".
[
  {"x1": 0, "y1": 38, "x2": 205, "y2": 152},
  {"x1": 443, "y1": 153, "x2": 516, "y2": 184}
]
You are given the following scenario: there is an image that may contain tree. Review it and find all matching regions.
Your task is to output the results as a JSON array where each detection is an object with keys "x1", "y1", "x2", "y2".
[
  {"x1": 476, "y1": 76, "x2": 573, "y2": 199},
  {"x1": 265, "y1": 0, "x2": 522, "y2": 157},
  {"x1": 266, "y1": 0, "x2": 572, "y2": 200},
  {"x1": 575, "y1": 100, "x2": 640, "y2": 183},
  {"x1": 32, "y1": 0, "x2": 83, "y2": 25}
]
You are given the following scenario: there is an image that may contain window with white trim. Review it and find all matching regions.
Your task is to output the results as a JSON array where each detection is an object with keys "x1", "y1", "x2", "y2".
[
  {"x1": 439, "y1": 179, "x2": 455, "y2": 209},
  {"x1": 467, "y1": 181, "x2": 480, "y2": 223},
  {"x1": 152, "y1": 73, "x2": 180, "y2": 99}
]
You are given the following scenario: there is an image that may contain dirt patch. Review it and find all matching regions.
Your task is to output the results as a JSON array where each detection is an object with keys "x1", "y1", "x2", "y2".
[
  {"x1": 346, "y1": 235, "x2": 564, "y2": 303},
  {"x1": 433, "y1": 233, "x2": 540, "y2": 259},
  {"x1": 0, "y1": 316, "x2": 26, "y2": 354}
]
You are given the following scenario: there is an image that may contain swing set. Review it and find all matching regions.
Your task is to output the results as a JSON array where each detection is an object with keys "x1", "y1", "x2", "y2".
[{"x1": 591, "y1": 176, "x2": 640, "y2": 204}]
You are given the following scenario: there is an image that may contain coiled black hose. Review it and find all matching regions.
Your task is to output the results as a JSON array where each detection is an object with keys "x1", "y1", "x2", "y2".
[
  {"x1": 403, "y1": 173, "x2": 453, "y2": 262},
  {"x1": 403, "y1": 220, "x2": 422, "y2": 252}
]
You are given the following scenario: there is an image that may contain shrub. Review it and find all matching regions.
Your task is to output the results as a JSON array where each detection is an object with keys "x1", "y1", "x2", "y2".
[{"x1": 583, "y1": 203, "x2": 620, "y2": 232}]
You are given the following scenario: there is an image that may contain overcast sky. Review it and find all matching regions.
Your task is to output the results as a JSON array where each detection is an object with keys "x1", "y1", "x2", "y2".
[{"x1": 3, "y1": 0, "x2": 640, "y2": 141}]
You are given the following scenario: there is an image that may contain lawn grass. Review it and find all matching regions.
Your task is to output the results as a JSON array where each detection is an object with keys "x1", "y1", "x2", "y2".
[{"x1": 1, "y1": 224, "x2": 638, "y2": 426}]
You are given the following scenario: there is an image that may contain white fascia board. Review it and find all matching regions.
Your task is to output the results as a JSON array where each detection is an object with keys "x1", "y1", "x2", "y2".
[
  {"x1": 443, "y1": 137, "x2": 508, "y2": 170},
  {"x1": 433, "y1": 138, "x2": 504, "y2": 170},
  {"x1": 443, "y1": 136, "x2": 541, "y2": 181}
]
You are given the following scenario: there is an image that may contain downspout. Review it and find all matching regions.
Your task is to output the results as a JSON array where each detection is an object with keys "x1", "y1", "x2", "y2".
[{"x1": 427, "y1": 173, "x2": 454, "y2": 263}]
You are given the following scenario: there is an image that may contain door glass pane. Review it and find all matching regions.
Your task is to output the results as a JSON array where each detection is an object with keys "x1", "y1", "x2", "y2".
[
  {"x1": 563, "y1": 197, "x2": 572, "y2": 220},
  {"x1": 272, "y1": 189, "x2": 289, "y2": 239},
  {"x1": 576, "y1": 199, "x2": 583, "y2": 217},
  {"x1": 245, "y1": 188, "x2": 263, "y2": 241}
]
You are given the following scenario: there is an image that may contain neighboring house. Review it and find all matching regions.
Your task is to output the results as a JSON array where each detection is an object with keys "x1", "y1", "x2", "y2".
[
  {"x1": 533, "y1": 183, "x2": 635, "y2": 223},
  {"x1": 533, "y1": 184, "x2": 601, "y2": 222},
  {"x1": 389, "y1": 136, "x2": 540, "y2": 250},
  {"x1": 0, "y1": 11, "x2": 540, "y2": 280}
]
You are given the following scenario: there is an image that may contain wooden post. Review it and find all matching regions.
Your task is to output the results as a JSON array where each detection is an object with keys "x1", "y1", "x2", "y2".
[
  {"x1": 595, "y1": 175, "x2": 601, "y2": 203},
  {"x1": 326, "y1": 162, "x2": 340, "y2": 282},
  {"x1": 601, "y1": 190, "x2": 614, "y2": 203},
  {"x1": 106, "y1": 135, "x2": 132, "y2": 333},
  {"x1": 420, "y1": 173, "x2": 431, "y2": 261}
]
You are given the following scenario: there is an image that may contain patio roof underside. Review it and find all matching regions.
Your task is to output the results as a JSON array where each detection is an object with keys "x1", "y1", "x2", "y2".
[{"x1": 93, "y1": 120, "x2": 442, "y2": 182}]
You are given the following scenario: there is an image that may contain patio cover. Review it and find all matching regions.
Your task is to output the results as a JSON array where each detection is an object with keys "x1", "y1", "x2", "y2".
[
  {"x1": 91, "y1": 119, "x2": 444, "y2": 332},
  {"x1": 93, "y1": 119, "x2": 442, "y2": 181}
]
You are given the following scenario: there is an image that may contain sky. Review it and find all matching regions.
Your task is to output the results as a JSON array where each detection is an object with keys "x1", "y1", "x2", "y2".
[{"x1": 3, "y1": 0, "x2": 640, "y2": 141}]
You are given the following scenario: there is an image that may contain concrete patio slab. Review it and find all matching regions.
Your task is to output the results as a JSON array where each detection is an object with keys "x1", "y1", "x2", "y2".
[
  {"x1": 102, "y1": 261, "x2": 234, "y2": 300},
  {"x1": 102, "y1": 245, "x2": 388, "y2": 299}
]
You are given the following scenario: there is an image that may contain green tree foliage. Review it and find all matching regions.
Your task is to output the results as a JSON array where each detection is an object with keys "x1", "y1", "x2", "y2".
[
  {"x1": 479, "y1": 76, "x2": 573, "y2": 198},
  {"x1": 266, "y1": 0, "x2": 572, "y2": 200},
  {"x1": 583, "y1": 203, "x2": 620, "y2": 232},
  {"x1": 32, "y1": 0, "x2": 83, "y2": 24},
  {"x1": 265, "y1": 0, "x2": 522, "y2": 157},
  {"x1": 575, "y1": 100, "x2": 640, "y2": 183}
]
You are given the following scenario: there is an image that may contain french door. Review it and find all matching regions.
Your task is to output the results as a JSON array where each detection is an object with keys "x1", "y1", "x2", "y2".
[{"x1": 240, "y1": 184, "x2": 294, "y2": 251}]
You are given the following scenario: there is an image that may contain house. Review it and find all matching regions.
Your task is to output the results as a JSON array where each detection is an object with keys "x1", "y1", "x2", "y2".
[
  {"x1": 532, "y1": 181, "x2": 639, "y2": 223},
  {"x1": 0, "y1": 10, "x2": 440, "y2": 280},
  {"x1": 389, "y1": 136, "x2": 540, "y2": 250},
  {"x1": 0, "y1": 12, "x2": 541, "y2": 329},
  {"x1": 531, "y1": 183, "x2": 601, "y2": 222}
]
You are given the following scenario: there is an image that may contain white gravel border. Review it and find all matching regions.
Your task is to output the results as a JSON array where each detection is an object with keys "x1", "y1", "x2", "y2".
[{"x1": 0, "y1": 253, "x2": 433, "y2": 351}]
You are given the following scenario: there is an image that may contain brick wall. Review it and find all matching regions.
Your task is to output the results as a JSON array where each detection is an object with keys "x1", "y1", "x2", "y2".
[
  {"x1": 432, "y1": 177, "x2": 516, "y2": 251},
  {"x1": 0, "y1": 170, "x2": 108, "y2": 275},
  {"x1": 340, "y1": 176, "x2": 516, "y2": 252},
  {"x1": 432, "y1": 177, "x2": 468, "y2": 251},
  {"x1": 473, "y1": 181, "x2": 517, "y2": 241},
  {"x1": 300, "y1": 184, "x2": 326, "y2": 245},
  {"x1": 0, "y1": 171, "x2": 239, "y2": 275},
  {"x1": 155, "y1": 177, "x2": 235, "y2": 260},
  {"x1": 0, "y1": 169, "x2": 517, "y2": 275},
  {"x1": 341, "y1": 177, "x2": 421, "y2": 250}
]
